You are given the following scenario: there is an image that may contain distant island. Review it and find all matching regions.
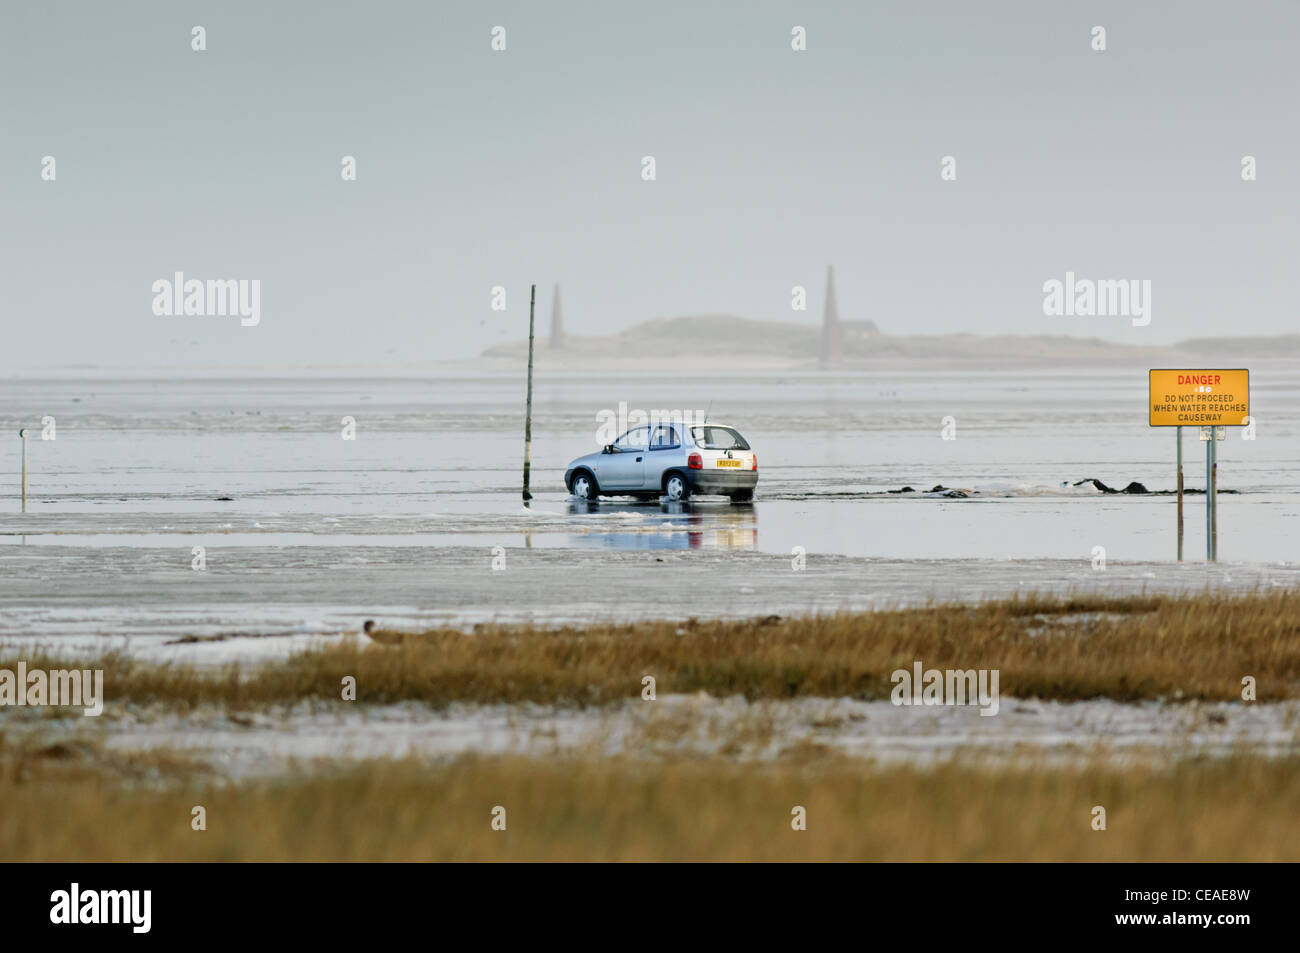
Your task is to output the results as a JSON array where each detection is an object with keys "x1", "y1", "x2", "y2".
[{"x1": 481, "y1": 313, "x2": 1300, "y2": 369}]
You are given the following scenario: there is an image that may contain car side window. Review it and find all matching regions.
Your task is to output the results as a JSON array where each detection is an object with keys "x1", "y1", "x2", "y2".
[
  {"x1": 613, "y1": 427, "x2": 649, "y2": 451},
  {"x1": 649, "y1": 425, "x2": 679, "y2": 450}
]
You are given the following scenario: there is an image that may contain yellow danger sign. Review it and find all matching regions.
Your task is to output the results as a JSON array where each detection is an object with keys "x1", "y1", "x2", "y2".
[{"x1": 1149, "y1": 369, "x2": 1250, "y2": 427}]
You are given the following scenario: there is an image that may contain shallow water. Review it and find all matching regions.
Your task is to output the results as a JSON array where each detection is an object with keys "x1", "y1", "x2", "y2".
[{"x1": 1, "y1": 367, "x2": 1297, "y2": 653}]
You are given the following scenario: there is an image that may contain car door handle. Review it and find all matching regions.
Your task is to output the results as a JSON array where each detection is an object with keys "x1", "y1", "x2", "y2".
[{"x1": 635, "y1": 456, "x2": 643, "y2": 462}]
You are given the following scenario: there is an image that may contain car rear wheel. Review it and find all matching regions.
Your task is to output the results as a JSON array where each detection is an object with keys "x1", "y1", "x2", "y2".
[
  {"x1": 571, "y1": 471, "x2": 597, "y2": 500},
  {"x1": 729, "y1": 489, "x2": 754, "y2": 503},
  {"x1": 663, "y1": 472, "x2": 690, "y2": 501}
]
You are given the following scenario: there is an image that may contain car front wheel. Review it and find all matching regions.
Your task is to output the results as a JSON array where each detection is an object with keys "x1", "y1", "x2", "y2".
[
  {"x1": 571, "y1": 471, "x2": 597, "y2": 500},
  {"x1": 663, "y1": 472, "x2": 690, "y2": 501}
]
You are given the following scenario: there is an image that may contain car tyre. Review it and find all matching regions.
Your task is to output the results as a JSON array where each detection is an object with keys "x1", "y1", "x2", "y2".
[
  {"x1": 729, "y1": 489, "x2": 754, "y2": 503},
  {"x1": 570, "y1": 470, "x2": 598, "y2": 500},
  {"x1": 663, "y1": 472, "x2": 690, "y2": 502}
]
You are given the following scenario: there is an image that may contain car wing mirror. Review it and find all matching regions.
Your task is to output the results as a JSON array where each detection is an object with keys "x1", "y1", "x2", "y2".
[{"x1": 603, "y1": 444, "x2": 615, "y2": 454}]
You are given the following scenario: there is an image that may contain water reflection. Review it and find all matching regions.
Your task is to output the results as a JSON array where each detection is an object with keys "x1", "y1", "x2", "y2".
[{"x1": 564, "y1": 500, "x2": 758, "y2": 551}]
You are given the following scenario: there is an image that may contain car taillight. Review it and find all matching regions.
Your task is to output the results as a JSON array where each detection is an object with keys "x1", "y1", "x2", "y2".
[
  {"x1": 751, "y1": 453, "x2": 758, "y2": 471},
  {"x1": 688, "y1": 452, "x2": 702, "y2": 469}
]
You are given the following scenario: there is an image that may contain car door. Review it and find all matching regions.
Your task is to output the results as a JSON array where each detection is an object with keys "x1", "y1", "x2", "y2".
[
  {"x1": 599, "y1": 426, "x2": 648, "y2": 489},
  {"x1": 646, "y1": 423, "x2": 682, "y2": 490}
]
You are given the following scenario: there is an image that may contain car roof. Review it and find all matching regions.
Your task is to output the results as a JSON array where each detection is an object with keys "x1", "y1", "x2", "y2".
[{"x1": 632, "y1": 420, "x2": 740, "y2": 429}]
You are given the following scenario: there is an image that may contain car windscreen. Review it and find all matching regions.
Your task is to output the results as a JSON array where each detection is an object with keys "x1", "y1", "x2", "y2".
[{"x1": 690, "y1": 426, "x2": 750, "y2": 451}]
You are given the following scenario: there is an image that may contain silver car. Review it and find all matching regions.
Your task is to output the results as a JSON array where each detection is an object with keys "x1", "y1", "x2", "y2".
[{"x1": 565, "y1": 421, "x2": 758, "y2": 502}]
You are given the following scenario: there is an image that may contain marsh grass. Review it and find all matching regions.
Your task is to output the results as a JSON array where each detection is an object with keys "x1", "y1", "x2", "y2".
[
  {"x1": 4, "y1": 590, "x2": 1298, "y2": 709},
  {"x1": 2, "y1": 748, "x2": 1297, "y2": 861}
]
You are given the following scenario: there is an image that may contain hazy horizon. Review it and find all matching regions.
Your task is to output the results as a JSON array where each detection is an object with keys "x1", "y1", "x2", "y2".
[{"x1": 4, "y1": 1, "x2": 1297, "y2": 371}]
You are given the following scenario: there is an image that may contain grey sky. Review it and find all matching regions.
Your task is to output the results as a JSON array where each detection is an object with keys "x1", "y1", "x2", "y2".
[{"x1": 2, "y1": 1, "x2": 1296, "y2": 369}]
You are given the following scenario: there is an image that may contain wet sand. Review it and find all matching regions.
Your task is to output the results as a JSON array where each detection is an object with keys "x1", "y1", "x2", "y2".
[{"x1": 1, "y1": 541, "x2": 1296, "y2": 663}]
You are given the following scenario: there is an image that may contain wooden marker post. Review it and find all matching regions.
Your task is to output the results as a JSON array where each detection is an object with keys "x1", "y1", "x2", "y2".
[
  {"x1": 521, "y1": 284, "x2": 536, "y2": 502},
  {"x1": 19, "y1": 428, "x2": 28, "y2": 513}
]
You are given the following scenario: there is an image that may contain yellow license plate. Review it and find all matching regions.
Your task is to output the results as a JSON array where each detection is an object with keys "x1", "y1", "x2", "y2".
[{"x1": 716, "y1": 459, "x2": 742, "y2": 467}]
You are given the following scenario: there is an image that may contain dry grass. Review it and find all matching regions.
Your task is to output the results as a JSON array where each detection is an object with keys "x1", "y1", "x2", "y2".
[
  {"x1": 4, "y1": 590, "x2": 1296, "y2": 708},
  {"x1": 2, "y1": 748, "x2": 1298, "y2": 861},
  {"x1": 5, "y1": 590, "x2": 1294, "y2": 861}
]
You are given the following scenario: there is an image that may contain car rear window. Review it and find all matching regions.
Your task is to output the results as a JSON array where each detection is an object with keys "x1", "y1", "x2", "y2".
[{"x1": 690, "y1": 426, "x2": 750, "y2": 450}]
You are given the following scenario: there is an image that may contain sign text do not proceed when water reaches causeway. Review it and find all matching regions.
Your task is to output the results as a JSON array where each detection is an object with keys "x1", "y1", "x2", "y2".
[{"x1": 1148, "y1": 369, "x2": 1250, "y2": 427}]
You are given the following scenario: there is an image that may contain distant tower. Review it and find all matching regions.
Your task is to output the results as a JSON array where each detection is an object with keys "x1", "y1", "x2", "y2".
[
  {"x1": 549, "y1": 284, "x2": 565, "y2": 348},
  {"x1": 819, "y1": 265, "x2": 843, "y2": 366}
]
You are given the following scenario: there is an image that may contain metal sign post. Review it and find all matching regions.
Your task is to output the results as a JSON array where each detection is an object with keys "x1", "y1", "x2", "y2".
[
  {"x1": 1211, "y1": 427, "x2": 1221, "y2": 560},
  {"x1": 1198, "y1": 425, "x2": 1225, "y2": 561},
  {"x1": 1176, "y1": 426, "x2": 1183, "y2": 561},
  {"x1": 1203, "y1": 427, "x2": 1214, "y2": 561}
]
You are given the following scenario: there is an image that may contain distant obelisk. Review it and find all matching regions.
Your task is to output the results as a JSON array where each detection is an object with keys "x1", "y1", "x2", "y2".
[
  {"x1": 819, "y1": 265, "x2": 843, "y2": 366},
  {"x1": 549, "y1": 284, "x2": 565, "y2": 348}
]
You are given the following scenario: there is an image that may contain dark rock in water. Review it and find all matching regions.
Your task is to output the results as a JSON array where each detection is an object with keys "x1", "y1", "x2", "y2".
[
  {"x1": 924, "y1": 484, "x2": 969, "y2": 498},
  {"x1": 1073, "y1": 478, "x2": 1118, "y2": 494},
  {"x1": 1072, "y1": 478, "x2": 1151, "y2": 495},
  {"x1": 214, "y1": 496, "x2": 234, "y2": 501},
  {"x1": 889, "y1": 486, "x2": 915, "y2": 494}
]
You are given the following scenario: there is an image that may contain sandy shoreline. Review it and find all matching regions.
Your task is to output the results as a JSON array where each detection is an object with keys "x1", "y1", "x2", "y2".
[{"x1": 1, "y1": 545, "x2": 1296, "y2": 663}]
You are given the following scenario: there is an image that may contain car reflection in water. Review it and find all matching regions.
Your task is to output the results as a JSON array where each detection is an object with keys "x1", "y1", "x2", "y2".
[{"x1": 565, "y1": 499, "x2": 758, "y2": 551}]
